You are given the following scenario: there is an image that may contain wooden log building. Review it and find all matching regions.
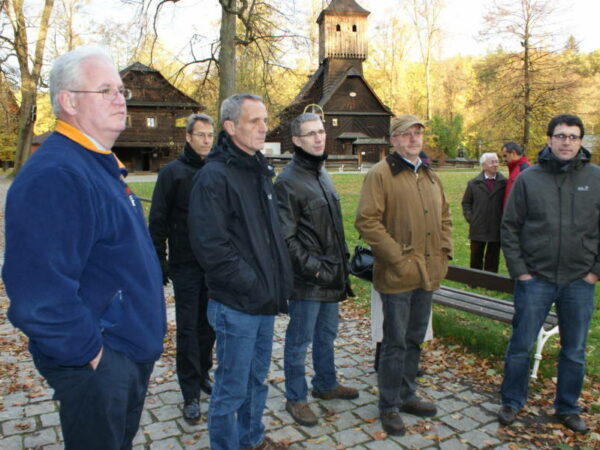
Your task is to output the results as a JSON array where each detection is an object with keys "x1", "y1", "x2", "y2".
[{"x1": 114, "y1": 62, "x2": 204, "y2": 172}]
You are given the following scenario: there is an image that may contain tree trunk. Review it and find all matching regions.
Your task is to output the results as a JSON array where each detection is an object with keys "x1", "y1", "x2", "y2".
[
  {"x1": 9, "y1": 0, "x2": 55, "y2": 175},
  {"x1": 218, "y1": 0, "x2": 237, "y2": 124}
]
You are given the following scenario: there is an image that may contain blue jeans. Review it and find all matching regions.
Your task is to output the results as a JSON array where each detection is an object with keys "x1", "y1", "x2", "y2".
[
  {"x1": 378, "y1": 289, "x2": 432, "y2": 412},
  {"x1": 34, "y1": 346, "x2": 153, "y2": 450},
  {"x1": 501, "y1": 277, "x2": 595, "y2": 414},
  {"x1": 284, "y1": 300, "x2": 339, "y2": 402},
  {"x1": 207, "y1": 300, "x2": 274, "y2": 450}
]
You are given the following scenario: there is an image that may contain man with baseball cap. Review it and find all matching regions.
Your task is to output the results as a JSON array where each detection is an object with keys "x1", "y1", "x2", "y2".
[{"x1": 356, "y1": 115, "x2": 452, "y2": 435}]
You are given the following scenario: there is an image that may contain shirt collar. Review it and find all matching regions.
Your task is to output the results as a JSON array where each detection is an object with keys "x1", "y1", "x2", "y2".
[{"x1": 401, "y1": 155, "x2": 422, "y2": 173}]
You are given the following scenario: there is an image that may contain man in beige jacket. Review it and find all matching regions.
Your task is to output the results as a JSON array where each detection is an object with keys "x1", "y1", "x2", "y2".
[{"x1": 355, "y1": 115, "x2": 452, "y2": 436}]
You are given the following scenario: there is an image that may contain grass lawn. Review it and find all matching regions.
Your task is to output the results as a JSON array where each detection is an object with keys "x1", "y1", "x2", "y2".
[{"x1": 129, "y1": 169, "x2": 600, "y2": 383}]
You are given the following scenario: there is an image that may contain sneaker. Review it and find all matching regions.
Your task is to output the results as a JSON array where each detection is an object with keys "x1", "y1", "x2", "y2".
[
  {"x1": 401, "y1": 398, "x2": 437, "y2": 417},
  {"x1": 183, "y1": 398, "x2": 201, "y2": 424},
  {"x1": 286, "y1": 401, "x2": 318, "y2": 426},
  {"x1": 380, "y1": 410, "x2": 406, "y2": 436},
  {"x1": 312, "y1": 384, "x2": 359, "y2": 400},
  {"x1": 497, "y1": 405, "x2": 517, "y2": 425},
  {"x1": 557, "y1": 413, "x2": 589, "y2": 433}
]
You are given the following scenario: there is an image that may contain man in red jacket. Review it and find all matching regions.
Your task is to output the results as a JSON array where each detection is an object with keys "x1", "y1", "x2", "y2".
[{"x1": 502, "y1": 142, "x2": 531, "y2": 207}]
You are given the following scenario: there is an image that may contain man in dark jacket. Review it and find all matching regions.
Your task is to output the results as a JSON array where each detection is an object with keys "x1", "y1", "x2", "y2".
[
  {"x1": 188, "y1": 93, "x2": 293, "y2": 450},
  {"x1": 502, "y1": 141, "x2": 531, "y2": 207},
  {"x1": 498, "y1": 114, "x2": 599, "y2": 433},
  {"x1": 274, "y1": 113, "x2": 358, "y2": 427},
  {"x1": 149, "y1": 113, "x2": 216, "y2": 424},
  {"x1": 461, "y1": 152, "x2": 507, "y2": 272}
]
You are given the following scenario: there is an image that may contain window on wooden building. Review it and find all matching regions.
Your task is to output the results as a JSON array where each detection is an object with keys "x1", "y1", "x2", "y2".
[
  {"x1": 126, "y1": 115, "x2": 132, "y2": 128},
  {"x1": 146, "y1": 117, "x2": 157, "y2": 128}
]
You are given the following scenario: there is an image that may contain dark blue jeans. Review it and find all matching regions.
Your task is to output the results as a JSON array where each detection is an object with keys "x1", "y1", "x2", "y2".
[
  {"x1": 378, "y1": 289, "x2": 432, "y2": 412},
  {"x1": 207, "y1": 300, "x2": 274, "y2": 450},
  {"x1": 501, "y1": 277, "x2": 595, "y2": 414},
  {"x1": 170, "y1": 262, "x2": 215, "y2": 402},
  {"x1": 34, "y1": 346, "x2": 154, "y2": 450},
  {"x1": 284, "y1": 300, "x2": 339, "y2": 402}
]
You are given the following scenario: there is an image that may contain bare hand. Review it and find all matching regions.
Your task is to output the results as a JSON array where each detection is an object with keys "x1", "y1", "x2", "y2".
[
  {"x1": 518, "y1": 274, "x2": 533, "y2": 281},
  {"x1": 89, "y1": 347, "x2": 103, "y2": 370},
  {"x1": 583, "y1": 272, "x2": 599, "y2": 284}
]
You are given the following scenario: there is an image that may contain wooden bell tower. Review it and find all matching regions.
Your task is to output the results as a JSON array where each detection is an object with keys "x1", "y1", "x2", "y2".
[{"x1": 317, "y1": 0, "x2": 370, "y2": 91}]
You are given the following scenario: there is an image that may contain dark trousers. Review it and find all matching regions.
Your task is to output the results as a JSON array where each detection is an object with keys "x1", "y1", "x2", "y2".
[
  {"x1": 34, "y1": 346, "x2": 154, "y2": 450},
  {"x1": 378, "y1": 289, "x2": 432, "y2": 412},
  {"x1": 470, "y1": 240, "x2": 501, "y2": 273},
  {"x1": 170, "y1": 262, "x2": 216, "y2": 401}
]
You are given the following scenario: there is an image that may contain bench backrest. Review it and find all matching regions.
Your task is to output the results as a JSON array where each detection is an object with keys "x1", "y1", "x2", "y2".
[{"x1": 446, "y1": 265, "x2": 514, "y2": 294}]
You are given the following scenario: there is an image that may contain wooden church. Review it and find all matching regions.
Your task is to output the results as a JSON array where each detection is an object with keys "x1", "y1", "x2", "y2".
[
  {"x1": 114, "y1": 62, "x2": 204, "y2": 172},
  {"x1": 268, "y1": 0, "x2": 392, "y2": 163}
]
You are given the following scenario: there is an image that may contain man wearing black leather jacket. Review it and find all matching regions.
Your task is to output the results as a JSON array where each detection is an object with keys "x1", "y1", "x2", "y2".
[
  {"x1": 274, "y1": 113, "x2": 357, "y2": 427},
  {"x1": 149, "y1": 113, "x2": 216, "y2": 424}
]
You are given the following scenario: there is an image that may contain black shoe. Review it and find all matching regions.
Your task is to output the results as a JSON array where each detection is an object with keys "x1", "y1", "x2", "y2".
[
  {"x1": 497, "y1": 405, "x2": 517, "y2": 425},
  {"x1": 183, "y1": 398, "x2": 201, "y2": 424},
  {"x1": 401, "y1": 398, "x2": 437, "y2": 417},
  {"x1": 380, "y1": 411, "x2": 406, "y2": 436},
  {"x1": 557, "y1": 413, "x2": 589, "y2": 433},
  {"x1": 200, "y1": 374, "x2": 212, "y2": 395}
]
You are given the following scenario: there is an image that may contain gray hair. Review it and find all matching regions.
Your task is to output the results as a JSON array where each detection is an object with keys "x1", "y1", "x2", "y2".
[
  {"x1": 479, "y1": 152, "x2": 498, "y2": 165},
  {"x1": 49, "y1": 45, "x2": 114, "y2": 116},
  {"x1": 186, "y1": 113, "x2": 214, "y2": 133},
  {"x1": 220, "y1": 93, "x2": 263, "y2": 125},
  {"x1": 291, "y1": 113, "x2": 322, "y2": 137}
]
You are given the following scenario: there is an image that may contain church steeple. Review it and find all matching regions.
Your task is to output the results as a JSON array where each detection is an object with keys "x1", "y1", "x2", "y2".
[{"x1": 317, "y1": 0, "x2": 370, "y2": 64}]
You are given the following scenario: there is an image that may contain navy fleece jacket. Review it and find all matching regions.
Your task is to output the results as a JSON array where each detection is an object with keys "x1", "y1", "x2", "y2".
[{"x1": 3, "y1": 121, "x2": 166, "y2": 366}]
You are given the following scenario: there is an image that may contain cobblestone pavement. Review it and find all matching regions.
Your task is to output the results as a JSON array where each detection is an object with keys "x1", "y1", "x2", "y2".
[{"x1": 0, "y1": 297, "x2": 529, "y2": 450}]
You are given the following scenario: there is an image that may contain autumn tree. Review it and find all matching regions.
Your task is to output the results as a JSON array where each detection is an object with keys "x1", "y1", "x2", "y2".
[
  {"x1": 476, "y1": 0, "x2": 578, "y2": 153},
  {"x1": 146, "y1": 0, "x2": 302, "y2": 123},
  {"x1": 0, "y1": 0, "x2": 55, "y2": 174},
  {"x1": 405, "y1": 0, "x2": 443, "y2": 120}
]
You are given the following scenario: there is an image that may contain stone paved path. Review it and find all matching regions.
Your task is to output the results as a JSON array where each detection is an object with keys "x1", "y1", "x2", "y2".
[{"x1": 0, "y1": 295, "x2": 528, "y2": 450}]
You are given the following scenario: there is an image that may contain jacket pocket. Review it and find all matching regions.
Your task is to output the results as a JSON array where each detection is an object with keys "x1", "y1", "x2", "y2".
[
  {"x1": 100, "y1": 291, "x2": 124, "y2": 333},
  {"x1": 384, "y1": 254, "x2": 419, "y2": 287},
  {"x1": 314, "y1": 254, "x2": 343, "y2": 287}
]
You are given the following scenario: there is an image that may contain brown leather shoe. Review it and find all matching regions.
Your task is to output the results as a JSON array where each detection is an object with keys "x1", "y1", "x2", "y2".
[
  {"x1": 401, "y1": 398, "x2": 437, "y2": 417},
  {"x1": 286, "y1": 401, "x2": 318, "y2": 426},
  {"x1": 312, "y1": 384, "x2": 359, "y2": 400},
  {"x1": 243, "y1": 436, "x2": 286, "y2": 450},
  {"x1": 380, "y1": 411, "x2": 406, "y2": 436}
]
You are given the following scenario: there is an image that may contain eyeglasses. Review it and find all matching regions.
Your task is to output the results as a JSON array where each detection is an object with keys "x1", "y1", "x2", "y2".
[
  {"x1": 298, "y1": 129, "x2": 326, "y2": 139},
  {"x1": 552, "y1": 134, "x2": 581, "y2": 142},
  {"x1": 68, "y1": 87, "x2": 132, "y2": 101},
  {"x1": 392, "y1": 130, "x2": 424, "y2": 138},
  {"x1": 190, "y1": 132, "x2": 214, "y2": 139}
]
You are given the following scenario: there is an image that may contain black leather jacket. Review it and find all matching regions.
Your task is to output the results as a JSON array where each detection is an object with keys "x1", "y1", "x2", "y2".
[{"x1": 274, "y1": 147, "x2": 351, "y2": 302}]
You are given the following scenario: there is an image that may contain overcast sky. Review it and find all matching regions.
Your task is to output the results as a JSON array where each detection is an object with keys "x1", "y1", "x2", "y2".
[{"x1": 89, "y1": 0, "x2": 599, "y2": 62}]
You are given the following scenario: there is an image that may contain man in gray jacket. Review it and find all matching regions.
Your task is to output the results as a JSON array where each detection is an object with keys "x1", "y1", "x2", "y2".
[
  {"x1": 499, "y1": 114, "x2": 599, "y2": 433},
  {"x1": 461, "y1": 152, "x2": 507, "y2": 272}
]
